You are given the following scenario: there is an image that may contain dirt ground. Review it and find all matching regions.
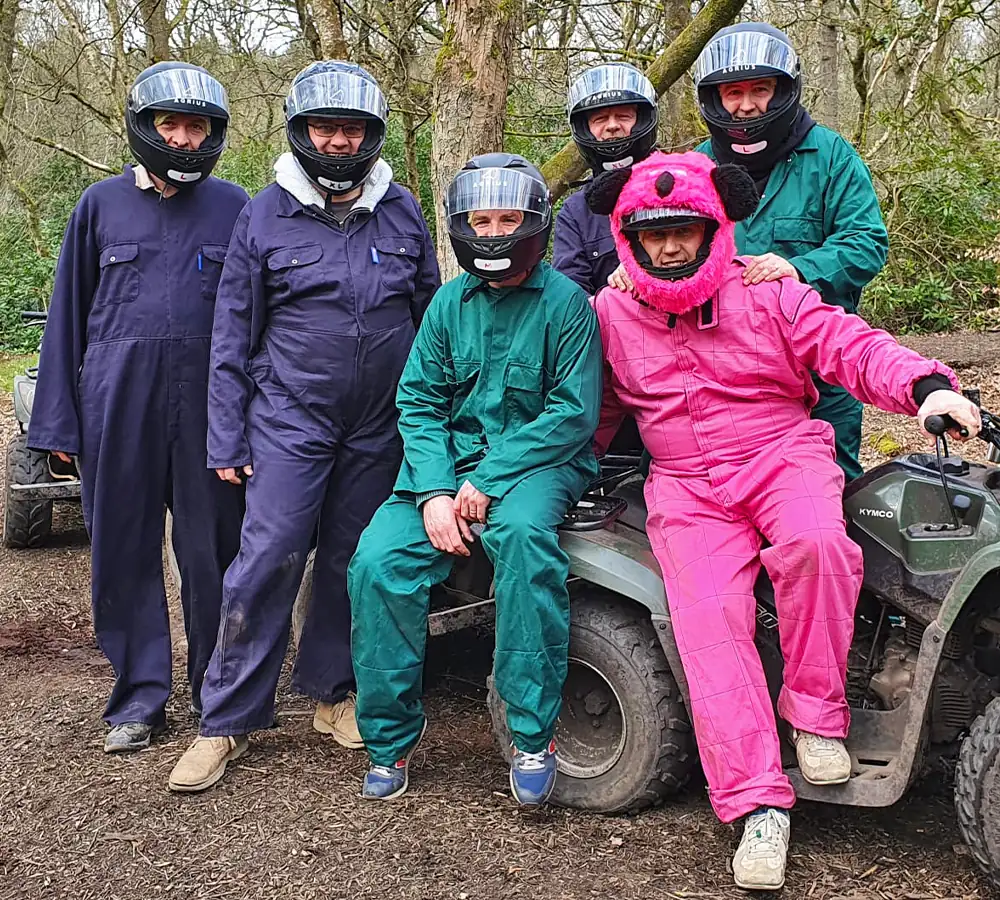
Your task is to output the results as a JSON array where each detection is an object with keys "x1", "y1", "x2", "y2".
[{"x1": 2, "y1": 335, "x2": 1000, "y2": 900}]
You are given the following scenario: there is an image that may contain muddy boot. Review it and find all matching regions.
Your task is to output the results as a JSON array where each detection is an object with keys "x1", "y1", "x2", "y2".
[
  {"x1": 732, "y1": 807, "x2": 790, "y2": 891},
  {"x1": 313, "y1": 692, "x2": 364, "y2": 750},
  {"x1": 168, "y1": 735, "x2": 248, "y2": 792}
]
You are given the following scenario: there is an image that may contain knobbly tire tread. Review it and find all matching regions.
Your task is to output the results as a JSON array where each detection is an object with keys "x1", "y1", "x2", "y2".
[
  {"x1": 488, "y1": 593, "x2": 696, "y2": 813},
  {"x1": 3, "y1": 434, "x2": 53, "y2": 549},
  {"x1": 955, "y1": 695, "x2": 1000, "y2": 889}
]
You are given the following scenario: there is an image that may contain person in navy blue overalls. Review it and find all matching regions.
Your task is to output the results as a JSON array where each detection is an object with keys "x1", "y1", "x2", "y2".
[
  {"x1": 29, "y1": 63, "x2": 249, "y2": 753},
  {"x1": 553, "y1": 62, "x2": 659, "y2": 297},
  {"x1": 168, "y1": 61, "x2": 440, "y2": 793}
]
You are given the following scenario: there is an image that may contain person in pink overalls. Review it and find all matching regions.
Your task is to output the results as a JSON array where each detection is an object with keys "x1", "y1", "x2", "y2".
[{"x1": 587, "y1": 151, "x2": 980, "y2": 891}]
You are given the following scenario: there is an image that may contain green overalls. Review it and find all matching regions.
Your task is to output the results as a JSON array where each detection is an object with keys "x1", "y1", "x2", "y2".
[{"x1": 348, "y1": 262, "x2": 602, "y2": 765}]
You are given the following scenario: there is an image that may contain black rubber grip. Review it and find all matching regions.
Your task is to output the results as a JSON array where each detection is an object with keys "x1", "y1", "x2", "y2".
[{"x1": 925, "y1": 414, "x2": 966, "y2": 437}]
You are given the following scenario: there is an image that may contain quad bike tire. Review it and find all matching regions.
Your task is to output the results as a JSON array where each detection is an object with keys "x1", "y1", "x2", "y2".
[
  {"x1": 3, "y1": 434, "x2": 53, "y2": 549},
  {"x1": 956, "y1": 695, "x2": 1000, "y2": 889},
  {"x1": 487, "y1": 593, "x2": 696, "y2": 813}
]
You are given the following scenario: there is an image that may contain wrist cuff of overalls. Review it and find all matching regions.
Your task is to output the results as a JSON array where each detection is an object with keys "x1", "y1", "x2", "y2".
[{"x1": 415, "y1": 490, "x2": 455, "y2": 508}]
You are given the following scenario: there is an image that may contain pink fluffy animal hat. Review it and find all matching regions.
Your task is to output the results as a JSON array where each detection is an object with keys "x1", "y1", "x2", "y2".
[{"x1": 585, "y1": 151, "x2": 758, "y2": 315}]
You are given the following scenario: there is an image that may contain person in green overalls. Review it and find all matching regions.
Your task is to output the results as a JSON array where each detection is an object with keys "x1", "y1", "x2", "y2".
[
  {"x1": 695, "y1": 23, "x2": 888, "y2": 480},
  {"x1": 348, "y1": 153, "x2": 602, "y2": 806},
  {"x1": 612, "y1": 24, "x2": 889, "y2": 480}
]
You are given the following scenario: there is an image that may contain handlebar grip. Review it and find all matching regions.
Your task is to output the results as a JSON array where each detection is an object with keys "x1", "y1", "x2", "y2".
[
  {"x1": 925, "y1": 414, "x2": 968, "y2": 438},
  {"x1": 20, "y1": 310, "x2": 47, "y2": 321}
]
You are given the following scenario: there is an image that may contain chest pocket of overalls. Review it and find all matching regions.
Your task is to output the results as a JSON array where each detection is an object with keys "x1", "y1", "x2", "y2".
[
  {"x1": 374, "y1": 236, "x2": 420, "y2": 298},
  {"x1": 503, "y1": 362, "x2": 545, "y2": 429},
  {"x1": 97, "y1": 242, "x2": 139, "y2": 304},
  {"x1": 446, "y1": 359, "x2": 481, "y2": 415},
  {"x1": 200, "y1": 244, "x2": 228, "y2": 300},
  {"x1": 584, "y1": 233, "x2": 616, "y2": 265},
  {"x1": 265, "y1": 243, "x2": 323, "y2": 296},
  {"x1": 771, "y1": 216, "x2": 824, "y2": 258}
]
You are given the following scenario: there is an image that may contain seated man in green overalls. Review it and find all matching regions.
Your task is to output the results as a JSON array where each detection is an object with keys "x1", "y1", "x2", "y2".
[{"x1": 348, "y1": 153, "x2": 602, "y2": 806}]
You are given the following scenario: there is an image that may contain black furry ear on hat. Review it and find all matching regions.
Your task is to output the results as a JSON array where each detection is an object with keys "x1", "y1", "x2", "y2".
[
  {"x1": 710, "y1": 164, "x2": 759, "y2": 222},
  {"x1": 585, "y1": 168, "x2": 633, "y2": 216}
]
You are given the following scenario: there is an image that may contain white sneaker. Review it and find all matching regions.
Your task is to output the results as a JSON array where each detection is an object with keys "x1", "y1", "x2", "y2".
[
  {"x1": 732, "y1": 808, "x2": 790, "y2": 891},
  {"x1": 791, "y1": 729, "x2": 851, "y2": 785}
]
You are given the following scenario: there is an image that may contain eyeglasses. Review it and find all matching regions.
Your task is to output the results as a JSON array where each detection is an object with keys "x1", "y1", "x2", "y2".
[{"x1": 308, "y1": 121, "x2": 366, "y2": 139}]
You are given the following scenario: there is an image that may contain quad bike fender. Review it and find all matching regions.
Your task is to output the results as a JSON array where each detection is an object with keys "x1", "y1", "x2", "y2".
[
  {"x1": 12, "y1": 374, "x2": 33, "y2": 429},
  {"x1": 561, "y1": 526, "x2": 668, "y2": 618},
  {"x1": 937, "y1": 543, "x2": 1000, "y2": 632},
  {"x1": 561, "y1": 526, "x2": 692, "y2": 706}
]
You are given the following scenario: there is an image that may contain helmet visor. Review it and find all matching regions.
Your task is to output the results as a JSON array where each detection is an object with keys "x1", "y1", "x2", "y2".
[
  {"x1": 568, "y1": 64, "x2": 656, "y2": 116},
  {"x1": 130, "y1": 68, "x2": 229, "y2": 115},
  {"x1": 287, "y1": 70, "x2": 388, "y2": 122},
  {"x1": 693, "y1": 30, "x2": 798, "y2": 87},
  {"x1": 622, "y1": 208, "x2": 713, "y2": 230},
  {"x1": 446, "y1": 168, "x2": 549, "y2": 218}
]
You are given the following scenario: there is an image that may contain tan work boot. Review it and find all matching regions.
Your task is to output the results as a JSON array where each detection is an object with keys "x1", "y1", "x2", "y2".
[
  {"x1": 168, "y1": 735, "x2": 248, "y2": 793},
  {"x1": 791, "y1": 729, "x2": 852, "y2": 785},
  {"x1": 313, "y1": 692, "x2": 364, "y2": 749}
]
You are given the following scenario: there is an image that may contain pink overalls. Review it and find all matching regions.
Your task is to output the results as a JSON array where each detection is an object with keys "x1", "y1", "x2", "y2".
[{"x1": 594, "y1": 265, "x2": 958, "y2": 821}]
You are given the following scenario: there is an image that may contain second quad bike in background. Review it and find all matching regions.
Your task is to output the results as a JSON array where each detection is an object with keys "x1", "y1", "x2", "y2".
[{"x1": 3, "y1": 311, "x2": 82, "y2": 549}]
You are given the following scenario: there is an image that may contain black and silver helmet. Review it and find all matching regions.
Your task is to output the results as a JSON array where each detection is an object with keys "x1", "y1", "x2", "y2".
[
  {"x1": 693, "y1": 23, "x2": 802, "y2": 152},
  {"x1": 446, "y1": 154, "x2": 552, "y2": 281},
  {"x1": 568, "y1": 63, "x2": 658, "y2": 175},
  {"x1": 285, "y1": 60, "x2": 388, "y2": 196},
  {"x1": 125, "y1": 62, "x2": 229, "y2": 189}
]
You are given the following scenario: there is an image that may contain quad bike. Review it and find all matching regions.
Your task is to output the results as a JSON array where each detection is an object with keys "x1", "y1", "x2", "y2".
[
  {"x1": 294, "y1": 394, "x2": 1000, "y2": 889},
  {"x1": 3, "y1": 310, "x2": 82, "y2": 548}
]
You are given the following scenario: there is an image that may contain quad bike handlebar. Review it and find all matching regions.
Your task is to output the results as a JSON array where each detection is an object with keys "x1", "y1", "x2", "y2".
[
  {"x1": 925, "y1": 414, "x2": 970, "y2": 439},
  {"x1": 925, "y1": 409, "x2": 1000, "y2": 455}
]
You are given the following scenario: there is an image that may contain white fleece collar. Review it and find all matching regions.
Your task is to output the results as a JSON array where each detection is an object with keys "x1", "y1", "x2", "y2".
[{"x1": 273, "y1": 152, "x2": 393, "y2": 213}]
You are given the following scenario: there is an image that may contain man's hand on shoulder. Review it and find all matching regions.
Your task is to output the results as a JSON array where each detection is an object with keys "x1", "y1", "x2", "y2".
[
  {"x1": 608, "y1": 264, "x2": 634, "y2": 294},
  {"x1": 743, "y1": 253, "x2": 800, "y2": 285},
  {"x1": 422, "y1": 495, "x2": 474, "y2": 556}
]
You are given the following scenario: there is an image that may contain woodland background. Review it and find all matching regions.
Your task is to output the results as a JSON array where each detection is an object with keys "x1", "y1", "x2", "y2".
[{"x1": 0, "y1": 0, "x2": 999, "y2": 352}]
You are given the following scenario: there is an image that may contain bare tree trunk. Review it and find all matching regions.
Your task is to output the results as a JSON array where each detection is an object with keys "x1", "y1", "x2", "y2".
[
  {"x1": 103, "y1": 0, "x2": 129, "y2": 97},
  {"x1": 0, "y1": 0, "x2": 44, "y2": 257},
  {"x1": 814, "y1": 0, "x2": 840, "y2": 129},
  {"x1": 659, "y1": 0, "x2": 700, "y2": 149},
  {"x1": 138, "y1": 0, "x2": 172, "y2": 63},
  {"x1": 402, "y1": 107, "x2": 422, "y2": 199},
  {"x1": 0, "y1": 0, "x2": 17, "y2": 111},
  {"x1": 431, "y1": 0, "x2": 522, "y2": 280},
  {"x1": 311, "y1": 0, "x2": 350, "y2": 59},
  {"x1": 295, "y1": 0, "x2": 324, "y2": 60}
]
